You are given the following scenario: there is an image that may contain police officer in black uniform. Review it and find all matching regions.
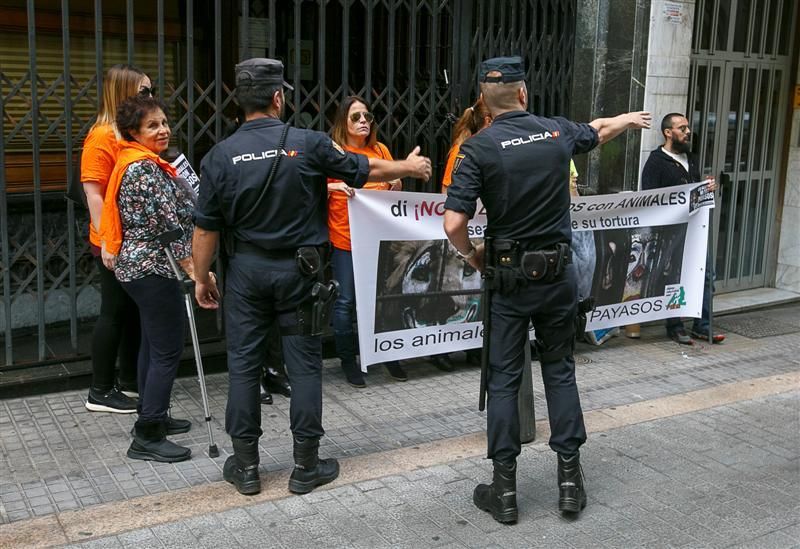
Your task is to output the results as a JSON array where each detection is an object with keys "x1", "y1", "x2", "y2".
[
  {"x1": 444, "y1": 56, "x2": 651, "y2": 522},
  {"x1": 192, "y1": 58, "x2": 431, "y2": 496}
]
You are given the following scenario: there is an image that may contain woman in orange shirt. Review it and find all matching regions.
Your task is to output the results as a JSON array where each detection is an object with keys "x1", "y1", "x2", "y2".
[
  {"x1": 328, "y1": 96, "x2": 407, "y2": 387},
  {"x1": 440, "y1": 98, "x2": 492, "y2": 192},
  {"x1": 432, "y1": 99, "x2": 492, "y2": 372},
  {"x1": 81, "y1": 64, "x2": 154, "y2": 414}
]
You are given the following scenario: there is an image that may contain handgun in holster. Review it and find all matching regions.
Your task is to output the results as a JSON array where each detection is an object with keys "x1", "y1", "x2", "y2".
[
  {"x1": 309, "y1": 279, "x2": 340, "y2": 336},
  {"x1": 574, "y1": 296, "x2": 595, "y2": 339}
]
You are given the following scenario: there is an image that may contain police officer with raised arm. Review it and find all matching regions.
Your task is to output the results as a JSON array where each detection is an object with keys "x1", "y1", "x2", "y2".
[
  {"x1": 192, "y1": 58, "x2": 431, "y2": 496},
  {"x1": 444, "y1": 56, "x2": 650, "y2": 523}
]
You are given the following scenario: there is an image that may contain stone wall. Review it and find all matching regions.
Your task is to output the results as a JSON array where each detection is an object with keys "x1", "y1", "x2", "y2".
[
  {"x1": 571, "y1": 0, "x2": 650, "y2": 194},
  {"x1": 638, "y1": 0, "x2": 695, "y2": 185},
  {"x1": 776, "y1": 54, "x2": 800, "y2": 292}
]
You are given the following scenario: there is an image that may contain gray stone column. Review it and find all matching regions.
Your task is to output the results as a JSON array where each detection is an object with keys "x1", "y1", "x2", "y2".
[
  {"x1": 570, "y1": 0, "x2": 650, "y2": 194},
  {"x1": 638, "y1": 1, "x2": 696, "y2": 187},
  {"x1": 776, "y1": 53, "x2": 800, "y2": 293}
]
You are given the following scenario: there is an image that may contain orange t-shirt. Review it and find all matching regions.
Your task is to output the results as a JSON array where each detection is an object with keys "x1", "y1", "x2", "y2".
[
  {"x1": 80, "y1": 124, "x2": 120, "y2": 247},
  {"x1": 440, "y1": 143, "x2": 461, "y2": 191},
  {"x1": 327, "y1": 142, "x2": 394, "y2": 251}
]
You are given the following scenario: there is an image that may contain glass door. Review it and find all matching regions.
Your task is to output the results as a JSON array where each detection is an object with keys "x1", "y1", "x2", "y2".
[{"x1": 690, "y1": 61, "x2": 788, "y2": 291}]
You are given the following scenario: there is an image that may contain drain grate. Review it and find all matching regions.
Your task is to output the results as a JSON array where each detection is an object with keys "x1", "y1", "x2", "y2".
[{"x1": 714, "y1": 314, "x2": 800, "y2": 339}]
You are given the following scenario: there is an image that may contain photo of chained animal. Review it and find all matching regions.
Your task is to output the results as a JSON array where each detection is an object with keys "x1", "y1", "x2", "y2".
[
  {"x1": 374, "y1": 239, "x2": 484, "y2": 333},
  {"x1": 578, "y1": 224, "x2": 688, "y2": 307}
]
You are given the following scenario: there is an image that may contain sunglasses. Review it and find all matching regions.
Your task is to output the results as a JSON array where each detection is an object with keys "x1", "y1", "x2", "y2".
[
  {"x1": 138, "y1": 86, "x2": 157, "y2": 97},
  {"x1": 349, "y1": 111, "x2": 374, "y2": 124}
]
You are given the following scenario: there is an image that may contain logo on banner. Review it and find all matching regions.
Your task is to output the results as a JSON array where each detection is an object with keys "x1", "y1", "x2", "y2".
[
  {"x1": 689, "y1": 183, "x2": 715, "y2": 212},
  {"x1": 665, "y1": 285, "x2": 687, "y2": 310}
]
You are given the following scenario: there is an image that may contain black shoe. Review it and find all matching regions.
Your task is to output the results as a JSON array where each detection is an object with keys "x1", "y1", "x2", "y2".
[
  {"x1": 344, "y1": 369, "x2": 366, "y2": 388},
  {"x1": 473, "y1": 460, "x2": 518, "y2": 524},
  {"x1": 431, "y1": 354, "x2": 455, "y2": 372},
  {"x1": 384, "y1": 362, "x2": 407, "y2": 382},
  {"x1": 689, "y1": 327, "x2": 725, "y2": 344},
  {"x1": 85, "y1": 387, "x2": 137, "y2": 414},
  {"x1": 223, "y1": 438, "x2": 261, "y2": 495},
  {"x1": 557, "y1": 453, "x2": 587, "y2": 514},
  {"x1": 260, "y1": 383, "x2": 273, "y2": 405},
  {"x1": 288, "y1": 437, "x2": 340, "y2": 494},
  {"x1": 127, "y1": 420, "x2": 191, "y2": 463},
  {"x1": 465, "y1": 349, "x2": 482, "y2": 366},
  {"x1": 117, "y1": 381, "x2": 139, "y2": 399},
  {"x1": 335, "y1": 334, "x2": 366, "y2": 387},
  {"x1": 129, "y1": 416, "x2": 191, "y2": 437},
  {"x1": 263, "y1": 367, "x2": 292, "y2": 397},
  {"x1": 668, "y1": 327, "x2": 692, "y2": 345},
  {"x1": 166, "y1": 416, "x2": 191, "y2": 435}
]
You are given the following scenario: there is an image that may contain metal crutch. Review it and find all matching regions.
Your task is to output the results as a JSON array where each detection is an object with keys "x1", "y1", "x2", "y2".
[{"x1": 158, "y1": 229, "x2": 220, "y2": 458}]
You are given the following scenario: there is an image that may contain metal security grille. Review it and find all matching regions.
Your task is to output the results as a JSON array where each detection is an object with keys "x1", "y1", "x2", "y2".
[
  {"x1": 1, "y1": 0, "x2": 575, "y2": 369},
  {"x1": 688, "y1": 0, "x2": 797, "y2": 292}
]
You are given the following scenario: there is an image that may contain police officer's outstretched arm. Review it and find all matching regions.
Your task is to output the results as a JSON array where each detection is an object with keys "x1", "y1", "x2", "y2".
[
  {"x1": 589, "y1": 111, "x2": 652, "y2": 145},
  {"x1": 367, "y1": 146, "x2": 432, "y2": 182}
]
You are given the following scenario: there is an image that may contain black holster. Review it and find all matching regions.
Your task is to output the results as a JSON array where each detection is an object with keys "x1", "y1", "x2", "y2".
[
  {"x1": 292, "y1": 244, "x2": 338, "y2": 337},
  {"x1": 519, "y1": 242, "x2": 571, "y2": 282},
  {"x1": 574, "y1": 296, "x2": 595, "y2": 340}
]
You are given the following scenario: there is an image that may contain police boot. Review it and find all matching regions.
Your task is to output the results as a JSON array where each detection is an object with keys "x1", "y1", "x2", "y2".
[
  {"x1": 127, "y1": 420, "x2": 191, "y2": 463},
  {"x1": 335, "y1": 334, "x2": 365, "y2": 388},
  {"x1": 264, "y1": 365, "x2": 292, "y2": 398},
  {"x1": 557, "y1": 452, "x2": 587, "y2": 514},
  {"x1": 288, "y1": 436, "x2": 340, "y2": 494},
  {"x1": 473, "y1": 460, "x2": 518, "y2": 524},
  {"x1": 223, "y1": 438, "x2": 261, "y2": 495}
]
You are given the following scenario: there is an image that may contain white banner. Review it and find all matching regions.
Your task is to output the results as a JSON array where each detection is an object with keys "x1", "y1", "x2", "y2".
[{"x1": 349, "y1": 183, "x2": 713, "y2": 368}]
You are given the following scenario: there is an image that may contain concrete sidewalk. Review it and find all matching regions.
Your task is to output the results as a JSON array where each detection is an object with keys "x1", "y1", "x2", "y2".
[
  {"x1": 59, "y1": 390, "x2": 799, "y2": 549},
  {"x1": 0, "y1": 303, "x2": 798, "y2": 546}
]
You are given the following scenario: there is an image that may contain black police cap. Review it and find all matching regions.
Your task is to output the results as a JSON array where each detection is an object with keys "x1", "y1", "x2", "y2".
[
  {"x1": 235, "y1": 58, "x2": 294, "y2": 91},
  {"x1": 479, "y1": 56, "x2": 525, "y2": 84}
]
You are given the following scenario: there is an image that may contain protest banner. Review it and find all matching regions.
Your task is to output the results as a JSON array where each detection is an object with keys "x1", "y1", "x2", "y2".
[{"x1": 348, "y1": 183, "x2": 713, "y2": 368}]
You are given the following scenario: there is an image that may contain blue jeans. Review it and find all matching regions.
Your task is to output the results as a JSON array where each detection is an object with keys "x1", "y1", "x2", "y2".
[
  {"x1": 331, "y1": 248, "x2": 356, "y2": 337},
  {"x1": 666, "y1": 252, "x2": 714, "y2": 335}
]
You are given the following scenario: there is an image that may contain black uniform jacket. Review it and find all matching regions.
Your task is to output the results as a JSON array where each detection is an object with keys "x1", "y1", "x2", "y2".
[
  {"x1": 640, "y1": 146, "x2": 701, "y2": 190},
  {"x1": 195, "y1": 117, "x2": 370, "y2": 249},
  {"x1": 444, "y1": 110, "x2": 598, "y2": 249}
]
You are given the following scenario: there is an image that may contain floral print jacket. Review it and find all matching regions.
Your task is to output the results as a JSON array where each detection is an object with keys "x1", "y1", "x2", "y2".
[{"x1": 114, "y1": 159, "x2": 194, "y2": 282}]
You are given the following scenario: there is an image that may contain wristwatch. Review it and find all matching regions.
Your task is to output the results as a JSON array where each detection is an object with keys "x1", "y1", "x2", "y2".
[{"x1": 455, "y1": 244, "x2": 476, "y2": 261}]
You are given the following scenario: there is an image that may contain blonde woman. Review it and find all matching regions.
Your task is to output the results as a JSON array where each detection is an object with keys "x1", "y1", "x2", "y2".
[{"x1": 81, "y1": 64, "x2": 154, "y2": 413}]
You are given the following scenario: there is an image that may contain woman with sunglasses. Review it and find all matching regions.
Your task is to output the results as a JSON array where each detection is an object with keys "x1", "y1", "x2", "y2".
[
  {"x1": 327, "y1": 96, "x2": 407, "y2": 387},
  {"x1": 81, "y1": 64, "x2": 155, "y2": 414}
]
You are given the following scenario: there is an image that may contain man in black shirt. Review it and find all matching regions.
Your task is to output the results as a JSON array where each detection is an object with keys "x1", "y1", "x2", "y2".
[
  {"x1": 641, "y1": 112, "x2": 724, "y2": 345},
  {"x1": 193, "y1": 58, "x2": 431, "y2": 496},
  {"x1": 444, "y1": 56, "x2": 650, "y2": 522}
]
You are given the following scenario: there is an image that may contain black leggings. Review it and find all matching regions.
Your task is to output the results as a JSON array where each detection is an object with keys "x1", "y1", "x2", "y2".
[
  {"x1": 91, "y1": 257, "x2": 140, "y2": 391},
  {"x1": 121, "y1": 275, "x2": 185, "y2": 421}
]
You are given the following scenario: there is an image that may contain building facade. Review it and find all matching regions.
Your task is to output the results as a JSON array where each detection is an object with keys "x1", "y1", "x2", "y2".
[
  {"x1": 640, "y1": 0, "x2": 798, "y2": 294},
  {"x1": 2, "y1": 0, "x2": 798, "y2": 373},
  {"x1": 1, "y1": 0, "x2": 578, "y2": 368}
]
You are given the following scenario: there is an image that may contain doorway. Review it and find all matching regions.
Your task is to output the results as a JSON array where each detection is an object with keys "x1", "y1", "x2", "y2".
[{"x1": 687, "y1": 0, "x2": 796, "y2": 292}]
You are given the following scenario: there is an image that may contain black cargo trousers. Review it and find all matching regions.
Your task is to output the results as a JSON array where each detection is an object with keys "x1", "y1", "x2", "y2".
[
  {"x1": 486, "y1": 263, "x2": 587, "y2": 463},
  {"x1": 223, "y1": 250, "x2": 324, "y2": 441}
]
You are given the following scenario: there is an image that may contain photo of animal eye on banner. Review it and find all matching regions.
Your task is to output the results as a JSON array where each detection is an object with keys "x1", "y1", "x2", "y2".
[{"x1": 348, "y1": 184, "x2": 713, "y2": 369}]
